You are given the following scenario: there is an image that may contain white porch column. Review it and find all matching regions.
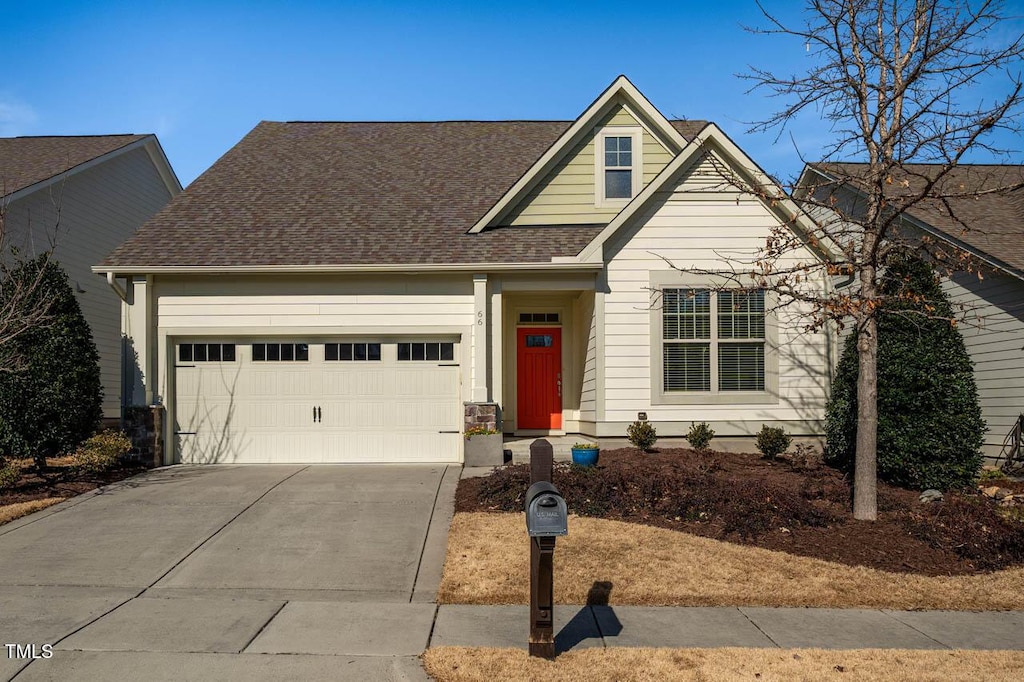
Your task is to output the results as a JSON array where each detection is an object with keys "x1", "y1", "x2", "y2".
[
  {"x1": 123, "y1": 275, "x2": 155, "y2": 406},
  {"x1": 472, "y1": 273, "x2": 488, "y2": 402},
  {"x1": 490, "y1": 277, "x2": 503, "y2": 407}
]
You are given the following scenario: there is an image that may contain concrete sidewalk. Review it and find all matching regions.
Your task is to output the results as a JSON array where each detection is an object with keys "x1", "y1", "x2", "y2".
[{"x1": 430, "y1": 605, "x2": 1024, "y2": 652}]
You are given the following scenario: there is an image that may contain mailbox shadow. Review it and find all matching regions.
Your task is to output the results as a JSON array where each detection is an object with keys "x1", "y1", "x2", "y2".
[{"x1": 554, "y1": 581, "x2": 621, "y2": 653}]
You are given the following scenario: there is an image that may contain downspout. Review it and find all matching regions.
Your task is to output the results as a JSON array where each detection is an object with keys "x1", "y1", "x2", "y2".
[
  {"x1": 106, "y1": 271, "x2": 128, "y2": 302},
  {"x1": 824, "y1": 270, "x2": 856, "y2": 389},
  {"x1": 104, "y1": 272, "x2": 128, "y2": 426}
]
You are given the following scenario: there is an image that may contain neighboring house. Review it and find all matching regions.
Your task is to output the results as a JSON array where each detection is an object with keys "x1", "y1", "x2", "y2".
[
  {"x1": 96, "y1": 76, "x2": 835, "y2": 465},
  {"x1": 0, "y1": 135, "x2": 181, "y2": 425},
  {"x1": 798, "y1": 163, "x2": 1024, "y2": 460}
]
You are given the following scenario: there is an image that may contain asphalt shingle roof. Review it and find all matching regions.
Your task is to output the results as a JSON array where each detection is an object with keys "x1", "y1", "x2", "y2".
[
  {"x1": 100, "y1": 120, "x2": 707, "y2": 269},
  {"x1": 812, "y1": 162, "x2": 1024, "y2": 273},
  {"x1": 0, "y1": 135, "x2": 147, "y2": 197}
]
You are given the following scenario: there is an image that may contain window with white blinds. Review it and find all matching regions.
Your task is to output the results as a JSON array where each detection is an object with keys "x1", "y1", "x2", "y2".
[{"x1": 663, "y1": 288, "x2": 766, "y2": 392}]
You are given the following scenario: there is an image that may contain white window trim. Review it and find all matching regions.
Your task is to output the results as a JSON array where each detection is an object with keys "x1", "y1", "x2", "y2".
[
  {"x1": 649, "y1": 271, "x2": 779, "y2": 405},
  {"x1": 594, "y1": 127, "x2": 643, "y2": 208}
]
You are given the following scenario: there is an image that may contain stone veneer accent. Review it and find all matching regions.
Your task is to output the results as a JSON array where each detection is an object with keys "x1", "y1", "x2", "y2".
[
  {"x1": 123, "y1": 405, "x2": 165, "y2": 468},
  {"x1": 464, "y1": 402, "x2": 500, "y2": 433}
]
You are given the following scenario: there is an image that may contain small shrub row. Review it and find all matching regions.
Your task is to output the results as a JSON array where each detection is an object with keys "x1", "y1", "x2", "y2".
[
  {"x1": 756, "y1": 425, "x2": 792, "y2": 459},
  {"x1": 627, "y1": 420, "x2": 658, "y2": 452},
  {"x1": 686, "y1": 422, "x2": 714, "y2": 452},
  {"x1": 72, "y1": 430, "x2": 132, "y2": 475},
  {"x1": 625, "y1": 420, "x2": 794, "y2": 460}
]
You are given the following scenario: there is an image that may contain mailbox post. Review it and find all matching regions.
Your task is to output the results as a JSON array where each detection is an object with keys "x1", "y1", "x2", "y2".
[{"x1": 525, "y1": 439, "x2": 568, "y2": 659}]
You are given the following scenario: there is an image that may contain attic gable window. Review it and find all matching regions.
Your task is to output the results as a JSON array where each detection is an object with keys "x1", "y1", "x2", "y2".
[
  {"x1": 604, "y1": 137, "x2": 633, "y2": 198},
  {"x1": 596, "y1": 128, "x2": 642, "y2": 206}
]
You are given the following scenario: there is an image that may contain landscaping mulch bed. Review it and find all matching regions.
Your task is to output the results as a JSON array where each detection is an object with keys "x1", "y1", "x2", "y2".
[
  {"x1": 0, "y1": 461, "x2": 146, "y2": 509},
  {"x1": 456, "y1": 448, "x2": 1024, "y2": 577}
]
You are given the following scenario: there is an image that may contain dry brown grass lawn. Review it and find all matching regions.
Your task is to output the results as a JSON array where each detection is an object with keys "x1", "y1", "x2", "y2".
[
  {"x1": 0, "y1": 498, "x2": 65, "y2": 525},
  {"x1": 422, "y1": 647, "x2": 1024, "y2": 682},
  {"x1": 10, "y1": 456, "x2": 77, "y2": 469},
  {"x1": 439, "y1": 513, "x2": 1024, "y2": 610}
]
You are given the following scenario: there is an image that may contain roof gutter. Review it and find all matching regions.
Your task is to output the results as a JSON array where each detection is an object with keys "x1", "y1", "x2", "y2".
[{"x1": 92, "y1": 261, "x2": 605, "y2": 276}]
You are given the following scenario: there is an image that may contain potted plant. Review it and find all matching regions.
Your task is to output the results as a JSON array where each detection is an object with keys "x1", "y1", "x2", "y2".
[
  {"x1": 571, "y1": 442, "x2": 600, "y2": 466},
  {"x1": 463, "y1": 425, "x2": 504, "y2": 467}
]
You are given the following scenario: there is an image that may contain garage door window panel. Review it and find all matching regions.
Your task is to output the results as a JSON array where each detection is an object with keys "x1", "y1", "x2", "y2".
[
  {"x1": 252, "y1": 343, "x2": 309, "y2": 362},
  {"x1": 398, "y1": 342, "x2": 454, "y2": 362},
  {"x1": 326, "y1": 343, "x2": 382, "y2": 361},
  {"x1": 179, "y1": 343, "x2": 236, "y2": 363}
]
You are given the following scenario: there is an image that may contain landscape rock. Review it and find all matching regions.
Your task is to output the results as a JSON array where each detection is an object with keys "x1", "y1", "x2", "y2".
[
  {"x1": 981, "y1": 486, "x2": 1001, "y2": 498},
  {"x1": 994, "y1": 488, "x2": 1014, "y2": 500},
  {"x1": 919, "y1": 489, "x2": 943, "y2": 503}
]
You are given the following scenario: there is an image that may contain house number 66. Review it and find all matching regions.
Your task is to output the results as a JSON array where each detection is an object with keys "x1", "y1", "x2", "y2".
[{"x1": 476, "y1": 311, "x2": 484, "y2": 325}]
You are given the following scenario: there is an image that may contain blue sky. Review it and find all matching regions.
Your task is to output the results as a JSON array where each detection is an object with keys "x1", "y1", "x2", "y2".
[{"x1": 2, "y1": 1, "x2": 1022, "y2": 187}]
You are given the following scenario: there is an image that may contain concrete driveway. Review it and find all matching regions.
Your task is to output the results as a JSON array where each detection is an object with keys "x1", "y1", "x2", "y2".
[{"x1": 0, "y1": 464, "x2": 458, "y2": 681}]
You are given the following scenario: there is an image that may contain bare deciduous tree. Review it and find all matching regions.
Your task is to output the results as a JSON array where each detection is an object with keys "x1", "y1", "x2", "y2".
[{"x1": 665, "y1": 1, "x2": 1024, "y2": 519}]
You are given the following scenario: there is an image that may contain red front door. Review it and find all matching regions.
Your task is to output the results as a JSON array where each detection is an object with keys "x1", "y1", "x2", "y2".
[{"x1": 516, "y1": 328, "x2": 562, "y2": 430}]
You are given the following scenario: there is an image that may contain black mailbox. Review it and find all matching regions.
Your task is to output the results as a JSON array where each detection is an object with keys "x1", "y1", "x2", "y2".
[{"x1": 525, "y1": 481, "x2": 568, "y2": 537}]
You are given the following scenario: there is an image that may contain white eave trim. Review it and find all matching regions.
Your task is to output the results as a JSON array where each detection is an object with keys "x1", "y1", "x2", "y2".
[
  {"x1": 91, "y1": 261, "x2": 606, "y2": 276},
  {"x1": 576, "y1": 124, "x2": 841, "y2": 264},
  {"x1": 2, "y1": 135, "x2": 182, "y2": 204},
  {"x1": 467, "y1": 75, "x2": 688, "y2": 233}
]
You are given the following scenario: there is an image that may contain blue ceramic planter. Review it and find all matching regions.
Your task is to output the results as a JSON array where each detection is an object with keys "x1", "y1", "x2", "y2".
[{"x1": 571, "y1": 447, "x2": 599, "y2": 466}]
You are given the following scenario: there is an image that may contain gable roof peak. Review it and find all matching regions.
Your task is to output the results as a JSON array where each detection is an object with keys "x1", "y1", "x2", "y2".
[
  {"x1": 466, "y1": 75, "x2": 689, "y2": 233},
  {"x1": 0, "y1": 133, "x2": 155, "y2": 198}
]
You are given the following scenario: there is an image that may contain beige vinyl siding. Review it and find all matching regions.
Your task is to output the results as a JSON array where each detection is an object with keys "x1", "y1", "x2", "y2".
[
  {"x1": 601, "y1": 153, "x2": 830, "y2": 433},
  {"x1": 154, "y1": 275, "x2": 475, "y2": 330},
  {"x1": 505, "y1": 103, "x2": 674, "y2": 226},
  {"x1": 579, "y1": 291, "x2": 598, "y2": 420},
  {"x1": 152, "y1": 274, "x2": 476, "y2": 426},
  {"x1": 943, "y1": 270, "x2": 1024, "y2": 459},
  {"x1": 4, "y1": 146, "x2": 174, "y2": 419}
]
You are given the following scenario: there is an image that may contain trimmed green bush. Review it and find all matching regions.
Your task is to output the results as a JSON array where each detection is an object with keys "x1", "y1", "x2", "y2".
[
  {"x1": 0, "y1": 462, "x2": 19, "y2": 490},
  {"x1": 0, "y1": 256, "x2": 102, "y2": 464},
  {"x1": 686, "y1": 421, "x2": 715, "y2": 452},
  {"x1": 756, "y1": 425, "x2": 792, "y2": 459},
  {"x1": 824, "y1": 251, "x2": 985, "y2": 490},
  {"x1": 627, "y1": 420, "x2": 658, "y2": 452},
  {"x1": 73, "y1": 430, "x2": 132, "y2": 475}
]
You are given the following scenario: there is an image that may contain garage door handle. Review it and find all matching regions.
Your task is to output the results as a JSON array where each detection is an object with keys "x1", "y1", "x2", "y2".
[
  {"x1": 438, "y1": 430, "x2": 459, "y2": 434},
  {"x1": 317, "y1": 406, "x2": 322, "y2": 422},
  {"x1": 313, "y1": 406, "x2": 317, "y2": 423}
]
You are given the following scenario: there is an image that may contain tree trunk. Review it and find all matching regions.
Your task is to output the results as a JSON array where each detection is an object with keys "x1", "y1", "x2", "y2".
[{"x1": 854, "y1": 315, "x2": 879, "y2": 520}]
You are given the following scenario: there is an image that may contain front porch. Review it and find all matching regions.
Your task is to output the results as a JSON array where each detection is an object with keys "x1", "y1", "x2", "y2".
[{"x1": 467, "y1": 271, "x2": 599, "y2": 438}]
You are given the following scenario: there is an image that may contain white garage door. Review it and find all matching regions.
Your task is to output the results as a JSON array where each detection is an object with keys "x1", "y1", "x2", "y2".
[{"x1": 174, "y1": 339, "x2": 462, "y2": 464}]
